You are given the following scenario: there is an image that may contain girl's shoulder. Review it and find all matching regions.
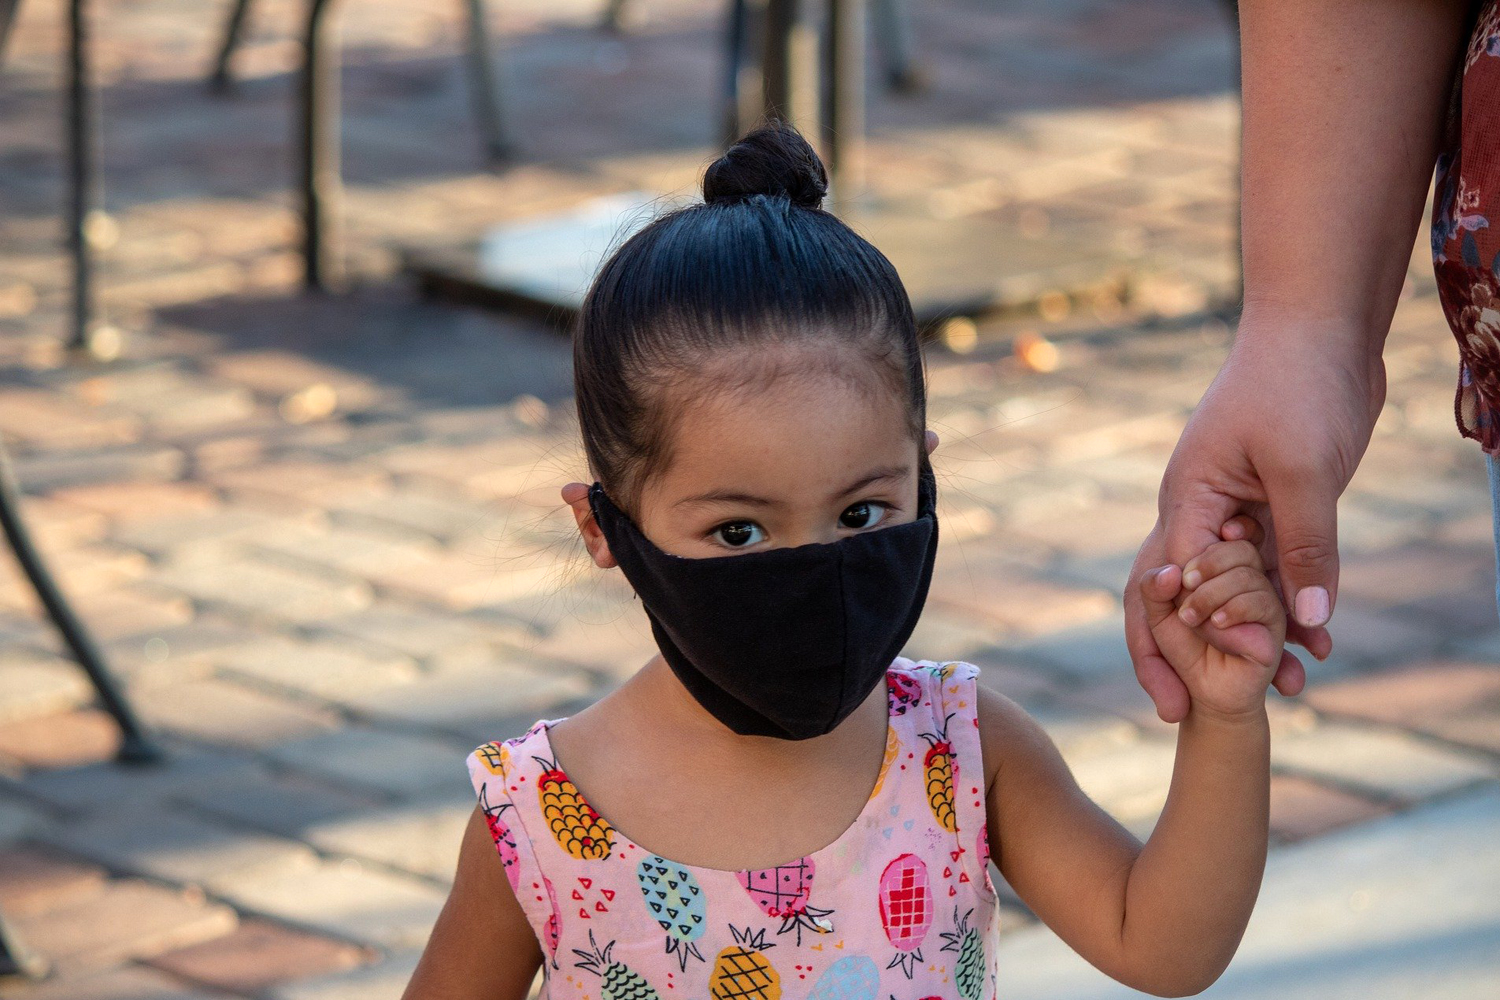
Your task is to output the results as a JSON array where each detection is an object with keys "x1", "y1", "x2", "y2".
[{"x1": 892, "y1": 656, "x2": 1048, "y2": 795}]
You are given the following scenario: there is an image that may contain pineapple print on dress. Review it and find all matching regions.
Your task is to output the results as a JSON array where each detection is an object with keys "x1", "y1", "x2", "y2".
[
  {"x1": 887, "y1": 671, "x2": 922, "y2": 715},
  {"x1": 636, "y1": 854, "x2": 708, "y2": 970},
  {"x1": 533, "y1": 753, "x2": 614, "y2": 860},
  {"x1": 738, "y1": 856, "x2": 834, "y2": 944},
  {"x1": 917, "y1": 713, "x2": 958, "y2": 834},
  {"x1": 877, "y1": 852, "x2": 933, "y2": 978},
  {"x1": 475, "y1": 783, "x2": 522, "y2": 893},
  {"x1": 574, "y1": 928, "x2": 663, "y2": 1000},
  {"x1": 473, "y1": 740, "x2": 511, "y2": 778},
  {"x1": 807, "y1": 955, "x2": 880, "y2": 1000},
  {"x1": 542, "y1": 875, "x2": 562, "y2": 967},
  {"x1": 709, "y1": 925, "x2": 781, "y2": 1000},
  {"x1": 938, "y1": 906, "x2": 986, "y2": 1000}
]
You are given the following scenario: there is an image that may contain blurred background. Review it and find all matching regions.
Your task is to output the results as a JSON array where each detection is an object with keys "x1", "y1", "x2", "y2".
[{"x1": 0, "y1": 1, "x2": 1496, "y2": 998}]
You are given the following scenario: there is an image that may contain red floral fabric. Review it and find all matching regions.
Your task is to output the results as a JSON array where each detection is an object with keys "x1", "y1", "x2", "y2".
[{"x1": 1433, "y1": 1, "x2": 1500, "y2": 452}]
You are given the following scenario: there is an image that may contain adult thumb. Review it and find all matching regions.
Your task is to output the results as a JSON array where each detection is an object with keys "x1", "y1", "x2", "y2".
[{"x1": 1266, "y1": 471, "x2": 1341, "y2": 629}]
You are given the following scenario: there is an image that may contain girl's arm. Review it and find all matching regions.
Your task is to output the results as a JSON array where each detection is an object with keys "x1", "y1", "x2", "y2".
[
  {"x1": 981, "y1": 538, "x2": 1284, "y2": 996},
  {"x1": 979, "y1": 691, "x2": 1266, "y2": 997},
  {"x1": 403, "y1": 806, "x2": 544, "y2": 1000}
]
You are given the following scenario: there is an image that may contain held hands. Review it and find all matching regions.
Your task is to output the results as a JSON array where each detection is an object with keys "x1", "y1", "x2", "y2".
[{"x1": 1137, "y1": 516, "x2": 1288, "y2": 721}]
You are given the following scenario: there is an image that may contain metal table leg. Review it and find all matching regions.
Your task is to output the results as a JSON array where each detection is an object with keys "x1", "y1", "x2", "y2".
[
  {"x1": 298, "y1": 0, "x2": 342, "y2": 291},
  {"x1": 824, "y1": 0, "x2": 865, "y2": 209},
  {"x1": 761, "y1": 0, "x2": 820, "y2": 131},
  {"x1": 461, "y1": 0, "x2": 511, "y2": 162},
  {"x1": 0, "y1": 908, "x2": 48, "y2": 981},
  {"x1": 0, "y1": 0, "x2": 19, "y2": 63},
  {"x1": 66, "y1": 0, "x2": 106, "y2": 354},
  {"x1": 0, "y1": 442, "x2": 163, "y2": 766},
  {"x1": 209, "y1": 0, "x2": 252, "y2": 93}
]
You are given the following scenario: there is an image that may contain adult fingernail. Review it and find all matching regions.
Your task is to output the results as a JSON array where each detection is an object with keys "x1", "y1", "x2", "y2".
[
  {"x1": 1183, "y1": 569, "x2": 1202, "y2": 589},
  {"x1": 1179, "y1": 606, "x2": 1199, "y2": 626},
  {"x1": 1295, "y1": 586, "x2": 1330, "y2": 627}
]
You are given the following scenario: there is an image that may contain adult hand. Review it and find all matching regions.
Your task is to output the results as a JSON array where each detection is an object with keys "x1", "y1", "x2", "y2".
[{"x1": 1124, "y1": 312, "x2": 1387, "y2": 722}]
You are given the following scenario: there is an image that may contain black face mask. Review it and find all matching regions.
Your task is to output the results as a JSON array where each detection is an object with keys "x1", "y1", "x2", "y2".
[{"x1": 587, "y1": 462, "x2": 939, "y2": 740}]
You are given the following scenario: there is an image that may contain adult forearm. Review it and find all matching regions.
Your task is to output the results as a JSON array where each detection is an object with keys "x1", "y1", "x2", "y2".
[
  {"x1": 1116, "y1": 706, "x2": 1270, "y2": 995},
  {"x1": 1238, "y1": 0, "x2": 1471, "y2": 349}
]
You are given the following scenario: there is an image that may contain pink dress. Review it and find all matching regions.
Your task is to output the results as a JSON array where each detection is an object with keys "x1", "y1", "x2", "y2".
[{"x1": 466, "y1": 658, "x2": 1002, "y2": 1000}]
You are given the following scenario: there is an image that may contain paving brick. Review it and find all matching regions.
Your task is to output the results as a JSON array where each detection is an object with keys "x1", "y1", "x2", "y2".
[
  {"x1": 50, "y1": 480, "x2": 220, "y2": 524},
  {"x1": 0, "y1": 388, "x2": 142, "y2": 449},
  {"x1": 268, "y1": 949, "x2": 424, "y2": 1000},
  {"x1": 73, "y1": 587, "x2": 196, "y2": 642},
  {"x1": 212, "y1": 853, "x2": 446, "y2": 950},
  {"x1": 328, "y1": 490, "x2": 506, "y2": 545},
  {"x1": 330, "y1": 659, "x2": 594, "y2": 742},
  {"x1": 928, "y1": 551, "x2": 1118, "y2": 636},
  {"x1": 0, "y1": 845, "x2": 108, "y2": 916},
  {"x1": 154, "y1": 556, "x2": 370, "y2": 624},
  {"x1": 3, "y1": 965, "x2": 224, "y2": 1000},
  {"x1": 1025, "y1": 703, "x2": 1138, "y2": 757},
  {"x1": 134, "y1": 676, "x2": 341, "y2": 749},
  {"x1": 11, "y1": 445, "x2": 187, "y2": 493},
  {"x1": 18, "y1": 741, "x2": 263, "y2": 813},
  {"x1": 0, "y1": 708, "x2": 124, "y2": 771},
  {"x1": 0, "y1": 791, "x2": 53, "y2": 846},
  {"x1": 264, "y1": 726, "x2": 467, "y2": 799},
  {"x1": 1064, "y1": 737, "x2": 1178, "y2": 825},
  {"x1": 208, "y1": 634, "x2": 420, "y2": 702},
  {"x1": 1304, "y1": 660, "x2": 1500, "y2": 755},
  {"x1": 6, "y1": 877, "x2": 237, "y2": 974},
  {"x1": 143, "y1": 917, "x2": 374, "y2": 996},
  {"x1": 101, "y1": 619, "x2": 258, "y2": 687},
  {"x1": 312, "y1": 605, "x2": 507, "y2": 661},
  {"x1": 52, "y1": 806, "x2": 314, "y2": 890},
  {"x1": 209, "y1": 461, "x2": 392, "y2": 509},
  {"x1": 1268, "y1": 774, "x2": 1393, "y2": 844},
  {"x1": 303, "y1": 797, "x2": 471, "y2": 882},
  {"x1": 523, "y1": 611, "x2": 661, "y2": 680},
  {"x1": 111, "y1": 509, "x2": 311, "y2": 560},
  {"x1": 0, "y1": 545, "x2": 150, "y2": 614},
  {"x1": 1014, "y1": 613, "x2": 1133, "y2": 681},
  {"x1": 1272, "y1": 722, "x2": 1497, "y2": 802},
  {"x1": 0, "y1": 653, "x2": 92, "y2": 722}
]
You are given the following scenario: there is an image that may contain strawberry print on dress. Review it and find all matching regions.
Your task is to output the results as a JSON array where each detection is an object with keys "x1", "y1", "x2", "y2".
[{"x1": 466, "y1": 659, "x2": 1002, "y2": 1000}]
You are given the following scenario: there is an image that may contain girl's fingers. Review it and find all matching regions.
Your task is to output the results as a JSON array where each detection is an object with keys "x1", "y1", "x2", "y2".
[
  {"x1": 1219, "y1": 514, "x2": 1266, "y2": 547},
  {"x1": 1206, "y1": 589, "x2": 1282, "y2": 630},
  {"x1": 1176, "y1": 565, "x2": 1268, "y2": 627},
  {"x1": 1182, "y1": 539, "x2": 1264, "y2": 590}
]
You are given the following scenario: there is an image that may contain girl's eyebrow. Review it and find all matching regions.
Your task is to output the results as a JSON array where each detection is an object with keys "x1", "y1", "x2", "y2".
[{"x1": 674, "y1": 465, "x2": 910, "y2": 509}]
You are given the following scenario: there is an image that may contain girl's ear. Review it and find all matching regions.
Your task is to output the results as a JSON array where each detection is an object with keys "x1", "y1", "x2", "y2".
[
  {"x1": 561, "y1": 482, "x2": 618, "y2": 569},
  {"x1": 924, "y1": 429, "x2": 939, "y2": 455}
]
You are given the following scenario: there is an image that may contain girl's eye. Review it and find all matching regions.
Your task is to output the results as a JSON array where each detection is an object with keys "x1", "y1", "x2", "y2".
[
  {"x1": 839, "y1": 501, "x2": 887, "y2": 530},
  {"x1": 712, "y1": 521, "x2": 765, "y2": 548}
]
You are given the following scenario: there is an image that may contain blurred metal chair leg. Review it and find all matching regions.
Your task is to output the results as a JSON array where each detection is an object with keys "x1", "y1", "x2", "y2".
[
  {"x1": 298, "y1": 0, "x2": 342, "y2": 291},
  {"x1": 0, "y1": 441, "x2": 163, "y2": 766}
]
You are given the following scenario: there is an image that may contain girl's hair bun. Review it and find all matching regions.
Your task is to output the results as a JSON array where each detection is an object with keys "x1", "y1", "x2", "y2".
[{"x1": 702, "y1": 120, "x2": 829, "y2": 210}]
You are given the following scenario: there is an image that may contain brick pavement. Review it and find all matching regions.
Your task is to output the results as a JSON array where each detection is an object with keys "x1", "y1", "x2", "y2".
[{"x1": 1, "y1": 0, "x2": 1497, "y2": 997}]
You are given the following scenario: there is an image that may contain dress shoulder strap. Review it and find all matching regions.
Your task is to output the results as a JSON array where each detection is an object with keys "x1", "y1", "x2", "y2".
[
  {"x1": 466, "y1": 722, "x2": 566, "y2": 971},
  {"x1": 911, "y1": 660, "x2": 998, "y2": 902}
]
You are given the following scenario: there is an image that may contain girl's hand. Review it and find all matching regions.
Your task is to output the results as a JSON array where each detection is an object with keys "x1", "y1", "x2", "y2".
[{"x1": 1137, "y1": 534, "x2": 1287, "y2": 721}]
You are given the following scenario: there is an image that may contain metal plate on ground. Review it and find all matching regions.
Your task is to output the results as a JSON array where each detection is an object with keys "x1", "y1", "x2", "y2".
[{"x1": 402, "y1": 191, "x2": 1132, "y2": 330}]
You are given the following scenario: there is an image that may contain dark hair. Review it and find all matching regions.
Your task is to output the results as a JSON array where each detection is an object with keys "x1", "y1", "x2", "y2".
[{"x1": 573, "y1": 121, "x2": 928, "y2": 515}]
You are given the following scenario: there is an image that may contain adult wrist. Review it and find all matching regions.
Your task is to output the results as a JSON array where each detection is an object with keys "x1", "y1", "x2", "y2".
[{"x1": 1234, "y1": 296, "x2": 1389, "y2": 366}]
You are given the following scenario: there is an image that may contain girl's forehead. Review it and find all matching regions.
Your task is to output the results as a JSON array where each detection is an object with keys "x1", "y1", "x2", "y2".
[{"x1": 652, "y1": 371, "x2": 916, "y2": 504}]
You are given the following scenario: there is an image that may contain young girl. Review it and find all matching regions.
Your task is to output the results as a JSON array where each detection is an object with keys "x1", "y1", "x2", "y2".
[{"x1": 404, "y1": 122, "x2": 1286, "y2": 1000}]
